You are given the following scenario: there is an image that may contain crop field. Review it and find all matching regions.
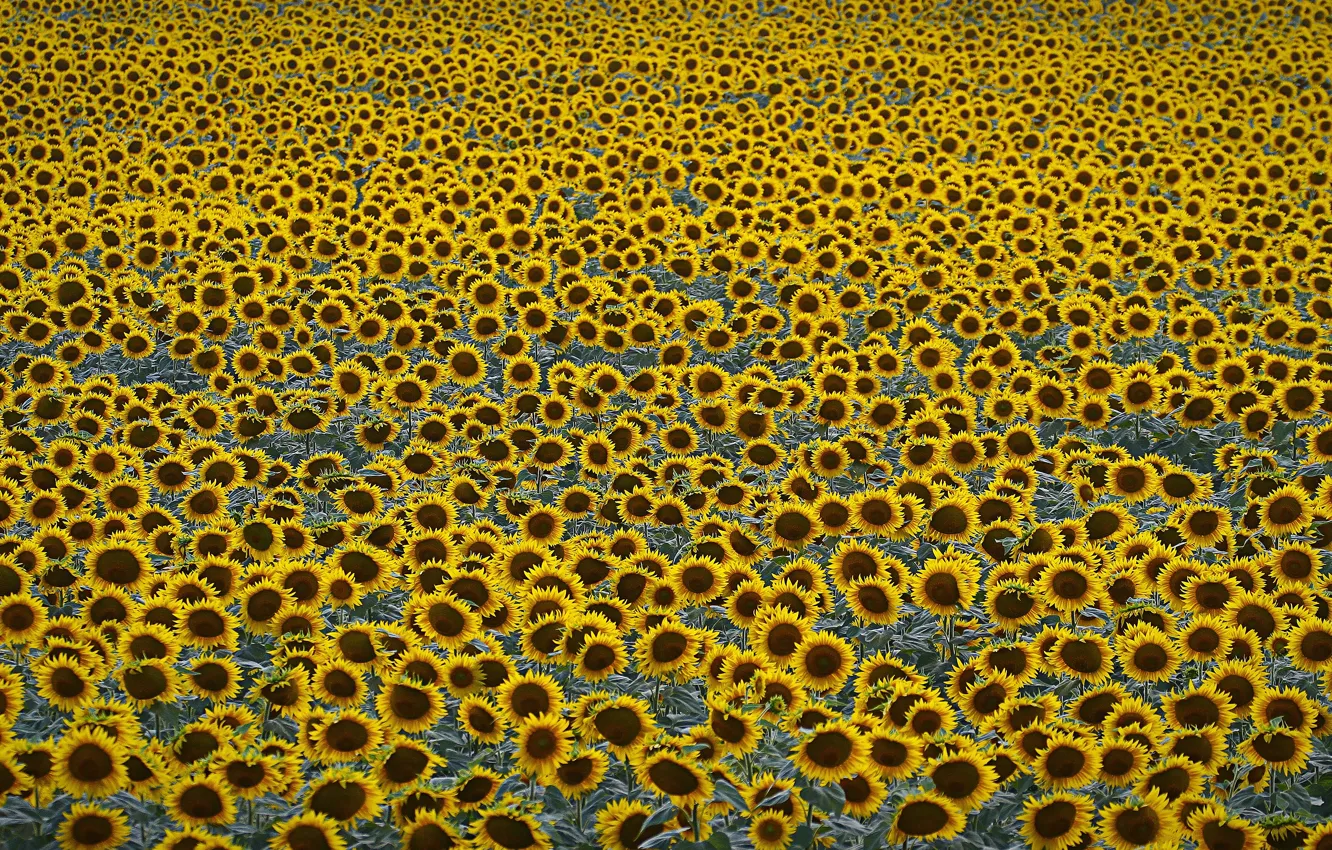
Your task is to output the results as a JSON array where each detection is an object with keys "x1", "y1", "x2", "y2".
[{"x1": 0, "y1": 0, "x2": 1331, "y2": 848}]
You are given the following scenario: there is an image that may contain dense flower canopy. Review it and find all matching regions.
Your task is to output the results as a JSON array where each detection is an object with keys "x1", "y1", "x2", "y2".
[{"x1": 0, "y1": 0, "x2": 1331, "y2": 848}]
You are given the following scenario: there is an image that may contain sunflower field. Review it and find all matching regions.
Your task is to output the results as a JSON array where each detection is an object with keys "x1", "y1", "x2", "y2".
[{"x1": 3, "y1": 0, "x2": 1332, "y2": 848}]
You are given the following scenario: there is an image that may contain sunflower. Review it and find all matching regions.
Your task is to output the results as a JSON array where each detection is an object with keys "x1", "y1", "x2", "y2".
[
  {"x1": 118, "y1": 658, "x2": 181, "y2": 708},
  {"x1": 911, "y1": 549, "x2": 980, "y2": 617},
  {"x1": 1187, "y1": 804, "x2": 1263, "y2": 850},
  {"x1": 846, "y1": 577, "x2": 902, "y2": 626},
  {"x1": 1287, "y1": 617, "x2": 1332, "y2": 672},
  {"x1": 1241, "y1": 725, "x2": 1313, "y2": 775},
  {"x1": 1098, "y1": 734, "x2": 1151, "y2": 788},
  {"x1": 176, "y1": 598, "x2": 239, "y2": 651},
  {"x1": 238, "y1": 580, "x2": 294, "y2": 633},
  {"x1": 400, "y1": 812, "x2": 463, "y2": 850},
  {"x1": 1135, "y1": 754, "x2": 1205, "y2": 803},
  {"x1": 569, "y1": 630, "x2": 625, "y2": 681},
  {"x1": 791, "y1": 719, "x2": 869, "y2": 783},
  {"x1": 496, "y1": 671, "x2": 564, "y2": 722},
  {"x1": 166, "y1": 774, "x2": 236, "y2": 827},
  {"x1": 584, "y1": 695, "x2": 656, "y2": 758},
  {"x1": 989, "y1": 694, "x2": 1058, "y2": 739},
  {"x1": 408, "y1": 591, "x2": 480, "y2": 650},
  {"x1": 596, "y1": 800, "x2": 664, "y2": 850},
  {"x1": 750, "y1": 607, "x2": 809, "y2": 668},
  {"x1": 1098, "y1": 790, "x2": 1178, "y2": 850},
  {"x1": 850, "y1": 489, "x2": 905, "y2": 536},
  {"x1": 1257, "y1": 484, "x2": 1314, "y2": 536},
  {"x1": 82, "y1": 537, "x2": 152, "y2": 594},
  {"x1": 304, "y1": 767, "x2": 384, "y2": 825},
  {"x1": 733, "y1": 770, "x2": 804, "y2": 825},
  {"x1": 53, "y1": 725, "x2": 127, "y2": 799},
  {"x1": 667, "y1": 556, "x2": 724, "y2": 606},
  {"x1": 1252, "y1": 686, "x2": 1318, "y2": 735},
  {"x1": 751, "y1": 669, "x2": 808, "y2": 718},
  {"x1": 829, "y1": 770, "x2": 885, "y2": 820},
  {"x1": 792, "y1": 631, "x2": 855, "y2": 693},
  {"x1": 13, "y1": 737, "x2": 55, "y2": 800},
  {"x1": 926, "y1": 495, "x2": 980, "y2": 543},
  {"x1": 550, "y1": 749, "x2": 609, "y2": 800},
  {"x1": 57, "y1": 803, "x2": 130, "y2": 850},
  {"x1": 827, "y1": 540, "x2": 888, "y2": 589},
  {"x1": 270, "y1": 813, "x2": 346, "y2": 850},
  {"x1": 1199, "y1": 661, "x2": 1260, "y2": 720},
  {"x1": 1103, "y1": 697, "x2": 1167, "y2": 749},
  {"x1": 0, "y1": 593, "x2": 50, "y2": 644},
  {"x1": 1020, "y1": 792, "x2": 1095, "y2": 850},
  {"x1": 1178, "y1": 615, "x2": 1233, "y2": 664},
  {"x1": 1117, "y1": 624, "x2": 1181, "y2": 683},
  {"x1": 705, "y1": 700, "x2": 762, "y2": 757},
  {"x1": 908, "y1": 693, "x2": 963, "y2": 737},
  {"x1": 888, "y1": 791, "x2": 966, "y2": 843},
  {"x1": 1163, "y1": 684, "x2": 1236, "y2": 731},
  {"x1": 637, "y1": 751, "x2": 712, "y2": 807},
  {"x1": 312, "y1": 709, "x2": 383, "y2": 765},
  {"x1": 375, "y1": 673, "x2": 444, "y2": 732},
  {"x1": 1171, "y1": 503, "x2": 1232, "y2": 549},
  {"x1": 767, "y1": 502, "x2": 821, "y2": 550},
  {"x1": 1038, "y1": 559, "x2": 1102, "y2": 614},
  {"x1": 1029, "y1": 731, "x2": 1100, "y2": 791},
  {"x1": 514, "y1": 713, "x2": 573, "y2": 778},
  {"x1": 208, "y1": 744, "x2": 281, "y2": 801},
  {"x1": 764, "y1": 578, "x2": 818, "y2": 620},
  {"x1": 458, "y1": 696, "x2": 508, "y2": 745},
  {"x1": 188, "y1": 654, "x2": 243, "y2": 702},
  {"x1": 984, "y1": 579, "x2": 1043, "y2": 631},
  {"x1": 1301, "y1": 823, "x2": 1332, "y2": 850},
  {"x1": 443, "y1": 343, "x2": 486, "y2": 387},
  {"x1": 927, "y1": 745, "x2": 999, "y2": 810},
  {"x1": 974, "y1": 643, "x2": 1037, "y2": 690},
  {"x1": 0, "y1": 743, "x2": 30, "y2": 800},
  {"x1": 1050, "y1": 632, "x2": 1113, "y2": 684},
  {"x1": 635, "y1": 619, "x2": 702, "y2": 680},
  {"x1": 312, "y1": 660, "x2": 367, "y2": 708},
  {"x1": 1164, "y1": 724, "x2": 1227, "y2": 773}
]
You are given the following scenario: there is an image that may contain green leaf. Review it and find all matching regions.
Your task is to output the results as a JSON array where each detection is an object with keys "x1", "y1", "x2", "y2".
[
  {"x1": 754, "y1": 787, "x2": 791, "y2": 808},
  {"x1": 712, "y1": 777, "x2": 748, "y2": 812},
  {"x1": 708, "y1": 832, "x2": 733, "y2": 850},
  {"x1": 803, "y1": 782, "x2": 845, "y2": 815},
  {"x1": 640, "y1": 827, "x2": 691, "y2": 849},
  {"x1": 643, "y1": 800, "x2": 678, "y2": 831}
]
